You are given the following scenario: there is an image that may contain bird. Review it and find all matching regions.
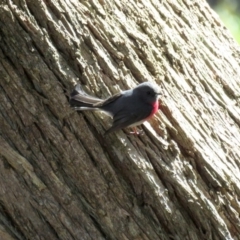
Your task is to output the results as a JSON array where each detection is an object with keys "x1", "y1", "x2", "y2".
[{"x1": 69, "y1": 82, "x2": 161, "y2": 134}]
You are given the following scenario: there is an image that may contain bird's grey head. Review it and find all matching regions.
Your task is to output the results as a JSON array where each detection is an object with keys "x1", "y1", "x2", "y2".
[{"x1": 133, "y1": 82, "x2": 160, "y2": 104}]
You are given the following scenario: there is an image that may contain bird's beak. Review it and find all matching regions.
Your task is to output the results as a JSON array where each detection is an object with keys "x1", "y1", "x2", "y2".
[{"x1": 155, "y1": 92, "x2": 162, "y2": 99}]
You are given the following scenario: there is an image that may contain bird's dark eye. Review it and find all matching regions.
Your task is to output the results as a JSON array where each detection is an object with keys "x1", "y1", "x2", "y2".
[{"x1": 147, "y1": 91, "x2": 152, "y2": 95}]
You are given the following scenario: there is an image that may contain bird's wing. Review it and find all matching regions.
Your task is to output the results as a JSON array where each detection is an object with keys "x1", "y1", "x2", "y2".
[
  {"x1": 105, "y1": 107, "x2": 151, "y2": 134},
  {"x1": 94, "y1": 92, "x2": 122, "y2": 107}
]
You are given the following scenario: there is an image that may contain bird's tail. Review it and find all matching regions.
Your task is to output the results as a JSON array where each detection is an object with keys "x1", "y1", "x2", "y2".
[{"x1": 69, "y1": 84, "x2": 102, "y2": 110}]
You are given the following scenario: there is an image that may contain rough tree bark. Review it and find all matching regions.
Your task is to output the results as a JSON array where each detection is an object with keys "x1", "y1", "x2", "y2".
[{"x1": 0, "y1": 0, "x2": 240, "y2": 239}]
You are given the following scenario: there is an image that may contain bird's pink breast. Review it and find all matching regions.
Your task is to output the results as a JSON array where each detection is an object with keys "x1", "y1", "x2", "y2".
[
  {"x1": 129, "y1": 101, "x2": 159, "y2": 128},
  {"x1": 147, "y1": 101, "x2": 159, "y2": 119}
]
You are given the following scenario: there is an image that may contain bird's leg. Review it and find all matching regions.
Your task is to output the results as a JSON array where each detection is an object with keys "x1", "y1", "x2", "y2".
[{"x1": 129, "y1": 127, "x2": 144, "y2": 135}]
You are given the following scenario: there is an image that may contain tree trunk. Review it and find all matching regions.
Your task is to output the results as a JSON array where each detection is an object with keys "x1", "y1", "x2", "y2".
[{"x1": 0, "y1": 0, "x2": 240, "y2": 239}]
